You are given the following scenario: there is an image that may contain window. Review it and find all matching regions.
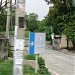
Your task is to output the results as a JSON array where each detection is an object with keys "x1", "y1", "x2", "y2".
[{"x1": 19, "y1": 17, "x2": 24, "y2": 28}]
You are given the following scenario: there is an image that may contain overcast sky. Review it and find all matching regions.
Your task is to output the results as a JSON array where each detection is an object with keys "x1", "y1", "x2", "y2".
[
  {"x1": 1, "y1": 0, "x2": 53, "y2": 20},
  {"x1": 25, "y1": 0, "x2": 51, "y2": 20}
]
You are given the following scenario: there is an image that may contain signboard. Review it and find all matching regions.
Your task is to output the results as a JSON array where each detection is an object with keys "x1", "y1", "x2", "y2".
[
  {"x1": 29, "y1": 32, "x2": 46, "y2": 55},
  {"x1": 29, "y1": 32, "x2": 35, "y2": 55}
]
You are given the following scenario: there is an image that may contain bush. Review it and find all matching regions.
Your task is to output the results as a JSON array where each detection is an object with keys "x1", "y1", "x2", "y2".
[
  {"x1": 24, "y1": 55, "x2": 51, "y2": 75},
  {"x1": 38, "y1": 56, "x2": 51, "y2": 75},
  {"x1": 25, "y1": 31, "x2": 30, "y2": 38},
  {"x1": 38, "y1": 57, "x2": 45, "y2": 67},
  {"x1": 25, "y1": 54, "x2": 35, "y2": 60}
]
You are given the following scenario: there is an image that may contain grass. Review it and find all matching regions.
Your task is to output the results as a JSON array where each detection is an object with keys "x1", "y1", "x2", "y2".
[
  {"x1": 0, "y1": 60, "x2": 13, "y2": 75},
  {"x1": 0, "y1": 60, "x2": 42, "y2": 75}
]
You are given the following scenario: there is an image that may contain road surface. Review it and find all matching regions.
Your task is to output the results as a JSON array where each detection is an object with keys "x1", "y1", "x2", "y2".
[{"x1": 40, "y1": 48, "x2": 75, "y2": 75}]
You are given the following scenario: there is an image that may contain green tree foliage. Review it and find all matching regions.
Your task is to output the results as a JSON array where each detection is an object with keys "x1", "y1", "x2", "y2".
[
  {"x1": 37, "y1": 20, "x2": 46, "y2": 32},
  {"x1": 37, "y1": 19, "x2": 51, "y2": 40},
  {"x1": 0, "y1": 10, "x2": 7, "y2": 32},
  {"x1": 0, "y1": 0, "x2": 11, "y2": 32},
  {"x1": 26, "y1": 13, "x2": 38, "y2": 32},
  {"x1": 45, "y1": 0, "x2": 75, "y2": 49}
]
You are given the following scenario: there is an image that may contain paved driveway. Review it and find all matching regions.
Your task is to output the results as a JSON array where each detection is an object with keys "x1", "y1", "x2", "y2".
[{"x1": 40, "y1": 48, "x2": 75, "y2": 75}]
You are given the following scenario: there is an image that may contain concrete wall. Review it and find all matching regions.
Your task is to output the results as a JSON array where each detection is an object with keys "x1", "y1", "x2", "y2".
[
  {"x1": 60, "y1": 35, "x2": 73, "y2": 48},
  {"x1": 68, "y1": 40, "x2": 73, "y2": 47},
  {"x1": 60, "y1": 35, "x2": 67, "y2": 48}
]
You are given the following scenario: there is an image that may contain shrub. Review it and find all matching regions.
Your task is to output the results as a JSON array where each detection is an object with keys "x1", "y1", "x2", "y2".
[
  {"x1": 25, "y1": 54, "x2": 35, "y2": 60},
  {"x1": 38, "y1": 56, "x2": 51, "y2": 75},
  {"x1": 25, "y1": 31, "x2": 30, "y2": 38}
]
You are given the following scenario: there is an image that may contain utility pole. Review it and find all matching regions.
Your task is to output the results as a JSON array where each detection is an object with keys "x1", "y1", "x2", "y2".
[
  {"x1": 6, "y1": 0, "x2": 11, "y2": 39},
  {"x1": 13, "y1": 0, "x2": 25, "y2": 75}
]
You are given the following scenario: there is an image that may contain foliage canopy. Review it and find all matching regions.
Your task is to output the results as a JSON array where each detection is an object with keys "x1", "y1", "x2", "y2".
[{"x1": 45, "y1": 0, "x2": 75, "y2": 49}]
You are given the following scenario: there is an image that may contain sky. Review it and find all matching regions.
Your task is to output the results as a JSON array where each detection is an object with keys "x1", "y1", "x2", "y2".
[
  {"x1": 1, "y1": 0, "x2": 53, "y2": 20},
  {"x1": 25, "y1": 0, "x2": 52, "y2": 20}
]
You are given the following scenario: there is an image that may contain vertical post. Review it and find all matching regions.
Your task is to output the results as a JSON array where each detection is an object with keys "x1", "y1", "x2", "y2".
[
  {"x1": 51, "y1": 33, "x2": 54, "y2": 49},
  {"x1": 13, "y1": 0, "x2": 25, "y2": 75},
  {"x1": 6, "y1": 0, "x2": 11, "y2": 39},
  {"x1": 35, "y1": 54, "x2": 38, "y2": 73}
]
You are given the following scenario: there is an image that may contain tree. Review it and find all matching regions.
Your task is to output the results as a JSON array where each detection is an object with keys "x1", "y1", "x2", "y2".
[
  {"x1": 0, "y1": 0, "x2": 13, "y2": 33},
  {"x1": 26, "y1": 13, "x2": 38, "y2": 32},
  {"x1": 0, "y1": 10, "x2": 7, "y2": 32},
  {"x1": 0, "y1": 0, "x2": 8, "y2": 11},
  {"x1": 45, "y1": 0, "x2": 75, "y2": 50},
  {"x1": 37, "y1": 20, "x2": 46, "y2": 32},
  {"x1": 36, "y1": 19, "x2": 51, "y2": 40},
  {"x1": 0, "y1": 0, "x2": 13, "y2": 60},
  {"x1": 0, "y1": 0, "x2": 8, "y2": 32}
]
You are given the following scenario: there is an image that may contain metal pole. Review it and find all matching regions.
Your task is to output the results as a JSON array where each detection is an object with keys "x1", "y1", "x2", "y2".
[{"x1": 35, "y1": 54, "x2": 38, "y2": 73}]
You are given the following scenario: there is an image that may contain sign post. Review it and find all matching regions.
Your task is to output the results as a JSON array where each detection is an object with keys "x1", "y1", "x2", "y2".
[
  {"x1": 51, "y1": 33, "x2": 54, "y2": 49},
  {"x1": 29, "y1": 32, "x2": 46, "y2": 73},
  {"x1": 35, "y1": 54, "x2": 38, "y2": 73},
  {"x1": 13, "y1": 0, "x2": 25, "y2": 75}
]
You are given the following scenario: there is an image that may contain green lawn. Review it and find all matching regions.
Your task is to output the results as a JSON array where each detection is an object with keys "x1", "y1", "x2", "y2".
[{"x1": 0, "y1": 60, "x2": 42, "y2": 75}]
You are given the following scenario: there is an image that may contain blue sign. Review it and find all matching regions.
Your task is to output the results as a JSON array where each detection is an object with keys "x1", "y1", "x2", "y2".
[{"x1": 29, "y1": 32, "x2": 35, "y2": 55}]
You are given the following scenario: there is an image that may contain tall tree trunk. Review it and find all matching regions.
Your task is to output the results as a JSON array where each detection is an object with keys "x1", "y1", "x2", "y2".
[{"x1": 0, "y1": 38, "x2": 8, "y2": 60}]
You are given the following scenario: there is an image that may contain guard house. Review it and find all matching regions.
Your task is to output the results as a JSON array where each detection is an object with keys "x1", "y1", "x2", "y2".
[{"x1": 53, "y1": 35, "x2": 61, "y2": 50}]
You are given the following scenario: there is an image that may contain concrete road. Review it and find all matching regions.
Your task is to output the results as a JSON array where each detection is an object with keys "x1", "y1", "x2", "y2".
[{"x1": 40, "y1": 48, "x2": 75, "y2": 75}]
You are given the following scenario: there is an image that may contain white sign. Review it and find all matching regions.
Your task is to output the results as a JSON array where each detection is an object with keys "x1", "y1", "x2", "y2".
[
  {"x1": 29, "y1": 32, "x2": 46, "y2": 54},
  {"x1": 34, "y1": 33, "x2": 46, "y2": 54}
]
